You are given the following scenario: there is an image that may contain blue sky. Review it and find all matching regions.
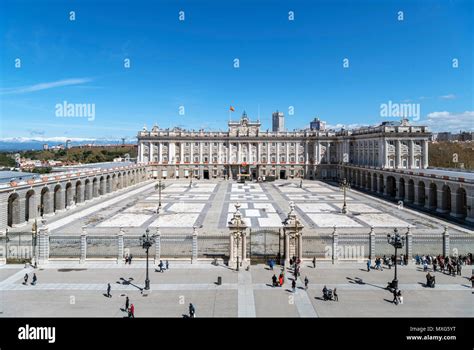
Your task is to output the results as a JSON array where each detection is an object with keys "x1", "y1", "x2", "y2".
[{"x1": 1, "y1": 0, "x2": 472, "y2": 140}]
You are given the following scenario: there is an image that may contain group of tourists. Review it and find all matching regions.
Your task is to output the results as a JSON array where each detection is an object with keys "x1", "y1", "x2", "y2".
[
  {"x1": 322, "y1": 285, "x2": 338, "y2": 301},
  {"x1": 124, "y1": 254, "x2": 133, "y2": 265},
  {"x1": 415, "y1": 253, "x2": 472, "y2": 276}
]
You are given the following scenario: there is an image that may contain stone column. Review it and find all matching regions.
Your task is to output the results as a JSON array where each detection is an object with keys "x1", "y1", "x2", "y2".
[
  {"x1": 422, "y1": 141, "x2": 429, "y2": 169},
  {"x1": 149, "y1": 142, "x2": 154, "y2": 163},
  {"x1": 159, "y1": 142, "x2": 163, "y2": 164},
  {"x1": 449, "y1": 190, "x2": 462, "y2": 218},
  {"x1": 436, "y1": 189, "x2": 448, "y2": 213},
  {"x1": 409, "y1": 140, "x2": 415, "y2": 168},
  {"x1": 80, "y1": 226, "x2": 87, "y2": 263},
  {"x1": 395, "y1": 140, "x2": 401, "y2": 168},
  {"x1": 154, "y1": 226, "x2": 161, "y2": 264},
  {"x1": 442, "y1": 226, "x2": 450, "y2": 257},
  {"x1": 242, "y1": 229, "x2": 247, "y2": 265},
  {"x1": 139, "y1": 142, "x2": 144, "y2": 163},
  {"x1": 38, "y1": 219, "x2": 50, "y2": 265},
  {"x1": 117, "y1": 227, "x2": 124, "y2": 264},
  {"x1": 332, "y1": 225, "x2": 338, "y2": 264},
  {"x1": 405, "y1": 226, "x2": 412, "y2": 264},
  {"x1": 369, "y1": 226, "x2": 375, "y2": 260},
  {"x1": 192, "y1": 226, "x2": 198, "y2": 264}
]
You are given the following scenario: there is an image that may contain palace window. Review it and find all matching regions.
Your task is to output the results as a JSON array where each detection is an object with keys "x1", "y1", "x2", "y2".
[{"x1": 194, "y1": 156, "x2": 199, "y2": 163}]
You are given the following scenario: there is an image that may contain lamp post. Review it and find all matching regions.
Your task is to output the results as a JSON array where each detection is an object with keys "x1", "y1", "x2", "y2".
[
  {"x1": 387, "y1": 228, "x2": 405, "y2": 290},
  {"x1": 340, "y1": 178, "x2": 350, "y2": 214},
  {"x1": 155, "y1": 180, "x2": 165, "y2": 213},
  {"x1": 140, "y1": 228, "x2": 156, "y2": 290},
  {"x1": 31, "y1": 218, "x2": 38, "y2": 266}
]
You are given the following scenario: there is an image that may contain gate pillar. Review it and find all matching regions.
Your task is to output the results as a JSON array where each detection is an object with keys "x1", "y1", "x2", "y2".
[
  {"x1": 228, "y1": 203, "x2": 248, "y2": 270},
  {"x1": 282, "y1": 201, "x2": 304, "y2": 266}
]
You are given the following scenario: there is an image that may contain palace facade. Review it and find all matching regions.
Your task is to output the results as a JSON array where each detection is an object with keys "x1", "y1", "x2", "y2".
[{"x1": 137, "y1": 112, "x2": 431, "y2": 180}]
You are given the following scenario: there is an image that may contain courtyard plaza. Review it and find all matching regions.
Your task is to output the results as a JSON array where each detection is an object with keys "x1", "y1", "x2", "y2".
[
  {"x1": 8, "y1": 179, "x2": 472, "y2": 236},
  {"x1": 0, "y1": 261, "x2": 472, "y2": 317}
]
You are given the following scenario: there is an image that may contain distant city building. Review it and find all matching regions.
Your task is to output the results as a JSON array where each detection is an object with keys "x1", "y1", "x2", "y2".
[
  {"x1": 43, "y1": 143, "x2": 49, "y2": 150},
  {"x1": 459, "y1": 131, "x2": 473, "y2": 142},
  {"x1": 66, "y1": 140, "x2": 71, "y2": 149},
  {"x1": 436, "y1": 132, "x2": 453, "y2": 142},
  {"x1": 272, "y1": 111, "x2": 285, "y2": 132},
  {"x1": 310, "y1": 118, "x2": 326, "y2": 131}
]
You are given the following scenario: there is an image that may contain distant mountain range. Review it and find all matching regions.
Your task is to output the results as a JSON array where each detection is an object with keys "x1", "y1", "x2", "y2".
[{"x1": 0, "y1": 138, "x2": 137, "y2": 152}]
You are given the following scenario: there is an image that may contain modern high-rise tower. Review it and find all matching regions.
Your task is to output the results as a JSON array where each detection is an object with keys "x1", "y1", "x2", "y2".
[{"x1": 272, "y1": 111, "x2": 285, "y2": 132}]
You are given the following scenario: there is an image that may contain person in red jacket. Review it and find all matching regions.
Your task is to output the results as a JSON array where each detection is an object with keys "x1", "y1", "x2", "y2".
[{"x1": 129, "y1": 304, "x2": 135, "y2": 318}]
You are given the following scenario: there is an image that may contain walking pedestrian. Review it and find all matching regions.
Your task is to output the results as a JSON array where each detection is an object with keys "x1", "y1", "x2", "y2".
[
  {"x1": 125, "y1": 254, "x2": 129, "y2": 264},
  {"x1": 397, "y1": 290, "x2": 403, "y2": 304},
  {"x1": 129, "y1": 254, "x2": 133, "y2": 265},
  {"x1": 166, "y1": 260, "x2": 169, "y2": 271},
  {"x1": 159, "y1": 260, "x2": 164, "y2": 272},
  {"x1": 129, "y1": 303, "x2": 135, "y2": 318},
  {"x1": 291, "y1": 279, "x2": 296, "y2": 293},
  {"x1": 31, "y1": 273, "x2": 37, "y2": 286},
  {"x1": 392, "y1": 289, "x2": 399, "y2": 305},
  {"x1": 312, "y1": 257, "x2": 316, "y2": 269},
  {"x1": 304, "y1": 276, "x2": 309, "y2": 290},
  {"x1": 23, "y1": 273, "x2": 28, "y2": 285},
  {"x1": 107, "y1": 283, "x2": 111, "y2": 298},
  {"x1": 278, "y1": 274, "x2": 284, "y2": 287},
  {"x1": 189, "y1": 303, "x2": 196, "y2": 318},
  {"x1": 125, "y1": 296, "x2": 129, "y2": 311},
  {"x1": 333, "y1": 287, "x2": 338, "y2": 301},
  {"x1": 367, "y1": 259, "x2": 371, "y2": 272}
]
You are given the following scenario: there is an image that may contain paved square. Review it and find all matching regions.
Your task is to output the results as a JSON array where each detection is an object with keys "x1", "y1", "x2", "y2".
[{"x1": 1, "y1": 262, "x2": 472, "y2": 318}]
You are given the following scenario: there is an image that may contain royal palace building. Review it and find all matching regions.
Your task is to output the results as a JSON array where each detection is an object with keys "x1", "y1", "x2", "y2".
[{"x1": 137, "y1": 112, "x2": 431, "y2": 181}]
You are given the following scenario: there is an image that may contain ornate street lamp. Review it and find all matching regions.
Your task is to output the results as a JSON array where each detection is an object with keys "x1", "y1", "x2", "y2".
[
  {"x1": 31, "y1": 218, "x2": 38, "y2": 266},
  {"x1": 387, "y1": 228, "x2": 405, "y2": 290},
  {"x1": 340, "y1": 178, "x2": 350, "y2": 214},
  {"x1": 140, "y1": 228, "x2": 156, "y2": 290},
  {"x1": 155, "y1": 180, "x2": 165, "y2": 213}
]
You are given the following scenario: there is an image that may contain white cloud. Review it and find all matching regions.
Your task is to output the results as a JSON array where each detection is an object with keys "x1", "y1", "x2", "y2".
[
  {"x1": 326, "y1": 123, "x2": 370, "y2": 130},
  {"x1": 439, "y1": 94, "x2": 456, "y2": 100},
  {"x1": 0, "y1": 78, "x2": 93, "y2": 95},
  {"x1": 422, "y1": 111, "x2": 474, "y2": 132}
]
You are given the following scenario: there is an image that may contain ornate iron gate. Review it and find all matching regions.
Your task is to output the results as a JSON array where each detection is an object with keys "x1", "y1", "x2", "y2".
[{"x1": 249, "y1": 228, "x2": 282, "y2": 263}]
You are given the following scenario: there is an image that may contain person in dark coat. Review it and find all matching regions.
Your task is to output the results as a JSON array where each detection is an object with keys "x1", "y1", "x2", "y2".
[
  {"x1": 23, "y1": 273, "x2": 28, "y2": 285},
  {"x1": 31, "y1": 273, "x2": 37, "y2": 285},
  {"x1": 291, "y1": 279, "x2": 296, "y2": 293},
  {"x1": 189, "y1": 303, "x2": 195, "y2": 318},
  {"x1": 125, "y1": 296, "x2": 129, "y2": 311},
  {"x1": 107, "y1": 283, "x2": 111, "y2": 298},
  {"x1": 272, "y1": 274, "x2": 277, "y2": 287}
]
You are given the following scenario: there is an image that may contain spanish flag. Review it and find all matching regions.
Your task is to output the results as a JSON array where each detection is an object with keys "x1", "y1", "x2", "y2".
[{"x1": 229, "y1": 106, "x2": 235, "y2": 112}]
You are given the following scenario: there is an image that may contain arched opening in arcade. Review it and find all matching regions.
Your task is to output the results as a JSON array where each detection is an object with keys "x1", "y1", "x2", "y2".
[
  {"x1": 7, "y1": 193, "x2": 20, "y2": 227},
  {"x1": 75, "y1": 181, "x2": 82, "y2": 204},
  {"x1": 65, "y1": 182, "x2": 73, "y2": 208},
  {"x1": 440, "y1": 185, "x2": 451, "y2": 213},
  {"x1": 53, "y1": 184, "x2": 62, "y2": 212},
  {"x1": 417, "y1": 181, "x2": 426, "y2": 206},
  {"x1": 40, "y1": 187, "x2": 50, "y2": 216},
  {"x1": 398, "y1": 178, "x2": 405, "y2": 200},
  {"x1": 386, "y1": 176, "x2": 396, "y2": 197},
  {"x1": 429, "y1": 183, "x2": 437, "y2": 209},
  {"x1": 25, "y1": 189, "x2": 35, "y2": 222},
  {"x1": 407, "y1": 179, "x2": 415, "y2": 203},
  {"x1": 455, "y1": 187, "x2": 467, "y2": 219}
]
